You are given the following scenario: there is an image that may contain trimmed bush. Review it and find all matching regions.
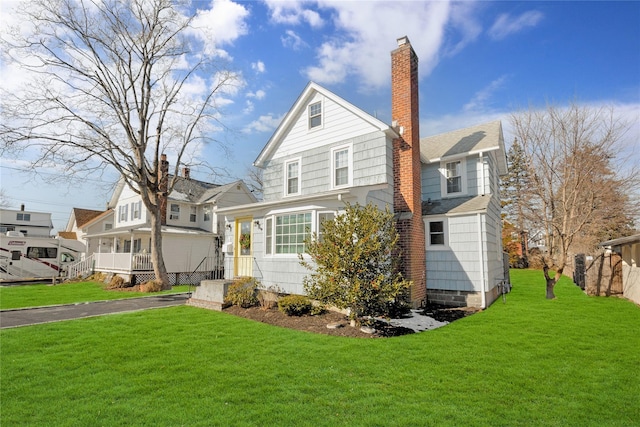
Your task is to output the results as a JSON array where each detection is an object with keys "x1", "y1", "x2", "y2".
[
  {"x1": 278, "y1": 294, "x2": 312, "y2": 316},
  {"x1": 225, "y1": 277, "x2": 259, "y2": 308}
]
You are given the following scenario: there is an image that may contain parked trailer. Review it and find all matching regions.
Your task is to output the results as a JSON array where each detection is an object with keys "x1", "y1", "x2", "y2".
[{"x1": 0, "y1": 232, "x2": 86, "y2": 282}]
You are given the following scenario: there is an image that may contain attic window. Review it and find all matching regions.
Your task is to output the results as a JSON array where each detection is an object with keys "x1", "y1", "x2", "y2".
[{"x1": 309, "y1": 101, "x2": 322, "y2": 129}]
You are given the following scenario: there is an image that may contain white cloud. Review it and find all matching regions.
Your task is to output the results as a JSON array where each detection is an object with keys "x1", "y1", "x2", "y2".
[
  {"x1": 243, "y1": 113, "x2": 284, "y2": 133},
  {"x1": 299, "y1": 1, "x2": 483, "y2": 89},
  {"x1": 281, "y1": 29, "x2": 308, "y2": 50},
  {"x1": 244, "y1": 100, "x2": 254, "y2": 114},
  {"x1": 264, "y1": 0, "x2": 324, "y2": 28},
  {"x1": 489, "y1": 10, "x2": 544, "y2": 40},
  {"x1": 247, "y1": 89, "x2": 266, "y2": 100},
  {"x1": 251, "y1": 60, "x2": 266, "y2": 73},
  {"x1": 463, "y1": 75, "x2": 509, "y2": 112},
  {"x1": 189, "y1": 0, "x2": 250, "y2": 57}
]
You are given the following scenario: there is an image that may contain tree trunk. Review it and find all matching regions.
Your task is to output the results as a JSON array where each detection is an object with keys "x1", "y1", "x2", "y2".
[
  {"x1": 150, "y1": 208, "x2": 170, "y2": 290},
  {"x1": 545, "y1": 278, "x2": 556, "y2": 299},
  {"x1": 543, "y1": 264, "x2": 561, "y2": 299}
]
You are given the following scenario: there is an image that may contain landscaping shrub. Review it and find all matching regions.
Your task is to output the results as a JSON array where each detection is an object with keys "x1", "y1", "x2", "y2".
[
  {"x1": 301, "y1": 202, "x2": 412, "y2": 323},
  {"x1": 225, "y1": 277, "x2": 259, "y2": 308},
  {"x1": 278, "y1": 294, "x2": 312, "y2": 316}
]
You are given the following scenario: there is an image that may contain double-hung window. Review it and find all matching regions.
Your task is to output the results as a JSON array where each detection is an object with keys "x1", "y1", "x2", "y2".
[
  {"x1": 285, "y1": 159, "x2": 300, "y2": 196},
  {"x1": 119, "y1": 205, "x2": 128, "y2": 222},
  {"x1": 170, "y1": 204, "x2": 180, "y2": 220},
  {"x1": 203, "y1": 205, "x2": 211, "y2": 222},
  {"x1": 317, "y1": 212, "x2": 335, "y2": 242},
  {"x1": 427, "y1": 218, "x2": 448, "y2": 248},
  {"x1": 446, "y1": 161, "x2": 462, "y2": 194},
  {"x1": 265, "y1": 217, "x2": 273, "y2": 255},
  {"x1": 16, "y1": 213, "x2": 31, "y2": 221},
  {"x1": 332, "y1": 145, "x2": 351, "y2": 188},
  {"x1": 309, "y1": 101, "x2": 322, "y2": 129},
  {"x1": 131, "y1": 201, "x2": 141, "y2": 220},
  {"x1": 441, "y1": 159, "x2": 466, "y2": 196},
  {"x1": 190, "y1": 206, "x2": 197, "y2": 222}
]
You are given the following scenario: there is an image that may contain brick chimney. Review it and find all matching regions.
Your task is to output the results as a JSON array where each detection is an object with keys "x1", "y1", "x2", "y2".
[
  {"x1": 182, "y1": 167, "x2": 190, "y2": 179},
  {"x1": 391, "y1": 36, "x2": 427, "y2": 306},
  {"x1": 159, "y1": 154, "x2": 169, "y2": 225}
]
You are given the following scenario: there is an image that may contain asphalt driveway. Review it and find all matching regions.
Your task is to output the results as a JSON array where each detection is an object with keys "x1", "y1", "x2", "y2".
[{"x1": 0, "y1": 293, "x2": 190, "y2": 329}]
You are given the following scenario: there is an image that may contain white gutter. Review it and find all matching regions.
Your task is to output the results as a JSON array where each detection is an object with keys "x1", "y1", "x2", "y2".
[{"x1": 477, "y1": 212, "x2": 486, "y2": 309}]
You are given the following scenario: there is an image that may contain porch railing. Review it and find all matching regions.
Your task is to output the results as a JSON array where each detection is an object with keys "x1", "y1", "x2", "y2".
[{"x1": 67, "y1": 254, "x2": 95, "y2": 279}]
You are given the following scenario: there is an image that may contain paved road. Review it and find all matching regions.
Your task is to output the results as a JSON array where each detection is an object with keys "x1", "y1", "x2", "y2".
[{"x1": 0, "y1": 293, "x2": 190, "y2": 329}]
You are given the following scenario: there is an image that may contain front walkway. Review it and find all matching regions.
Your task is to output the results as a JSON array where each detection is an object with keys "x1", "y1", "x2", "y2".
[{"x1": 0, "y1": 294, "x2": 189, "y2": 329}]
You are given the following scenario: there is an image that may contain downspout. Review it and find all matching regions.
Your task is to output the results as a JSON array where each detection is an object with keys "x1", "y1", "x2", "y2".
[
  {"x1": 479, "y1": 152, "x2": 486, "y2": 196},
  {"x1": 478, "y1": 212, "x2": 486, "y2": 309}
]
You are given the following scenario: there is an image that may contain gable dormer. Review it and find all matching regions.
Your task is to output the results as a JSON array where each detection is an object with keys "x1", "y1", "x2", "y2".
[{"x1": 420, "y1": 120, "x2": 507, "y2": 201}]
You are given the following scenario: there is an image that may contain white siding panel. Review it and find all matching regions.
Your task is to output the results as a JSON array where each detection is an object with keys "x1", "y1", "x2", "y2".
[{"x1": 273, "y1": 94, "x2": 383, "y2": 161}]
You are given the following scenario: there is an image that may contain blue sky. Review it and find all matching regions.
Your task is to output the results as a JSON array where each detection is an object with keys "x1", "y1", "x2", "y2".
[{"x1": 1, "y1": 0, "x2": 638, "y2": 232}]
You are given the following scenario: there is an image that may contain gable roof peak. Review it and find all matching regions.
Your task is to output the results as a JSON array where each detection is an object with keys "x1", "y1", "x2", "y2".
[{"x1": 254, "y1": 81, "x2": 397, "y2": 167}]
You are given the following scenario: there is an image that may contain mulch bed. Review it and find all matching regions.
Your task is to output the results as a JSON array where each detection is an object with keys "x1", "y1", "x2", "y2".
[{"x1": 223, "y1": 303, "x2": 479, "y2": 338}]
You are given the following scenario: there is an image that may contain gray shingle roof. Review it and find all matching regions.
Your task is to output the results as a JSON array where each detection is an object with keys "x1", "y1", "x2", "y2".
[
  {"x1": 168, "y1": 176, "x2": 242, "y2": 204},
  {"x1": 420, "y1": 120, "x2": 506, "y2": 174}
]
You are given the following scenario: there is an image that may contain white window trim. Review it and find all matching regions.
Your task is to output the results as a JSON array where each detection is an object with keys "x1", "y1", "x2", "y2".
[
  {"x1": 283, "y1": 158, "x2": 302, "y2": 197},
  {"x1": 308, "y1": 100, "x2": 324, "y2": 131},
  {"x1": 118, "y1": 205, "x2": 128, "y2": 222},
  {"x1": 131, "y1": 201, "x2": 142, "y2": 220},
  {"x1": 264, "y1": 208, "x2": 317, "y2": 257},
  {"x1": 331, "y1": 144, "x2": 353, "y2": 189},
  {"x1": 440, "y1": 158, "x2": 468, "y2": 198},
  {"x1": 425, "y1": 216, "x2": 449, "y2": 250},
  {"x1": 169, "y1": 203, "x2": 180, "y2": 221}
]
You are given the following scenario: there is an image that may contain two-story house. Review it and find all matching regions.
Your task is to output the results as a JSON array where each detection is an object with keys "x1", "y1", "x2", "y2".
[
  {"x1": 218, "y1": 36, "x2": 508, "y2": 308},
  {"x1": 67, "y1": 161, "x2": 256, "y2": 285},
  {"x1": 0, "y1": 205, "x2": 54, "y2": 237}
]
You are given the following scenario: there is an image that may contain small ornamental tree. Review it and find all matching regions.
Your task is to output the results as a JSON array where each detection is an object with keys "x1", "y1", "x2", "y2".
[{"x1": 299, "y1": 202, "x2": 412, "y2": 325}]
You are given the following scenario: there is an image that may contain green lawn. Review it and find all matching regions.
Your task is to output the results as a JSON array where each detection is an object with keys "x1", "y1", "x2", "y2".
[
  {"x1": 0, "y1": 281, "x2": 190, "y2": 310},
  {"x1": 1, "y1": 270, "x2": 638, "y2": 426}
]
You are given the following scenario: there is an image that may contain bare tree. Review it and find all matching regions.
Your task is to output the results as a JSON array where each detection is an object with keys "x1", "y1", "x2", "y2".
[
  {"x1": 1, "y1": 0, "x2": 237, "y2": 288},
  {"x1": 245, "y1": 165, "x2": 264, "y2": 201},
  {"x1": 510, "y1": 102, "x2": 638, "y2": 298},
  {"x1": 0, "y1": 189, "x2": 10, "y2": 208}
]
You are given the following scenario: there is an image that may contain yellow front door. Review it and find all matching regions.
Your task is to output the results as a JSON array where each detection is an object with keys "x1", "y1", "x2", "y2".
[{"x1": 234, "y1": 217, "x2": 253, "y2": 277}]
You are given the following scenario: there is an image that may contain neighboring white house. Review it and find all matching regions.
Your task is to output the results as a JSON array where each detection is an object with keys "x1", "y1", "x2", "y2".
[
  {"x1": 67, "y1": 164, "x2": 256, "y2": 284},
  {"x1": 600, "y1": 234, "x2": 640, "y2": 305},
  {"x1": 0, "y1": 205, "x2": 54, "y2": 237},
  {"x1": 218, "y1": 37, "x2": 509, "y2": 308}
]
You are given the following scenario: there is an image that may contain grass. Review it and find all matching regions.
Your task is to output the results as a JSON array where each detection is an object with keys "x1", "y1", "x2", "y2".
[
  {"x1": 1, "y1": 270, "x2": 638, "y2": 426},
  {"x1": 0, "y1": 281, "x2": 190, "y2": 310}
]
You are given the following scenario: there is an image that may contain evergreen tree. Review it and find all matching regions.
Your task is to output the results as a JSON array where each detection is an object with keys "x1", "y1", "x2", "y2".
[{"x1": 501, "y1": 139, "x2": 531, "y2": 267}]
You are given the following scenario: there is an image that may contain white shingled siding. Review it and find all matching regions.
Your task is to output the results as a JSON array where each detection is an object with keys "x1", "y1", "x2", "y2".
[
  {"x1": 271, "y1": 92, "x2": 383, "y2": 161},
  {"x1": 421, "y1": 163, "x2": 441, "y2": 201},
  {"x1": 262, "y1": 131, "x2": 391, "y2": 202},
  {"x1": 161, "y1": 234, "x2": 218, "y2": 273},
  {"x1": 426, "y1": 214, "x2": 483, "y2": 292}
]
